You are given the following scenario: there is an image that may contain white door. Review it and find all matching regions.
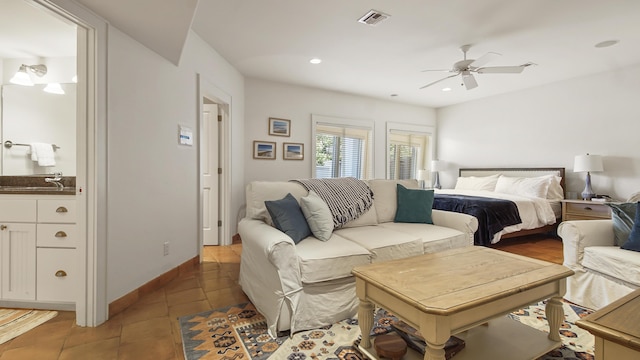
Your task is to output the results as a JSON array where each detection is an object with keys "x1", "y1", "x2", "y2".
[{"x1": 202, "y1": 103, "x2": 219, "y2": 245}]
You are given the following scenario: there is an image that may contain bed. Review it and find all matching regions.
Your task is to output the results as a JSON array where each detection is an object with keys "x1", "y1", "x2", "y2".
[{"x1": 433, "y1": 167, "x2": 565, "y2": 246}]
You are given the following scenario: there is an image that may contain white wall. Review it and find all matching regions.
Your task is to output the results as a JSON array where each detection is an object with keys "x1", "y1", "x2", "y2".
[
  {"x1": 245, "y1": 78, "x2": 436, "y2": 183},
  {"x1": 105, "y1": 28, "x2": 243, "y2": 303},
  {"x1": 437, "y1": 64, "x2": 640, "y2": 201}
]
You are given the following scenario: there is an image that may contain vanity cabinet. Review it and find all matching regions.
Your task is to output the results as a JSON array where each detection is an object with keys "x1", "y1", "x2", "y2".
[{"x1": 0, "y1": 195, "x2": 77, "y2": 308}]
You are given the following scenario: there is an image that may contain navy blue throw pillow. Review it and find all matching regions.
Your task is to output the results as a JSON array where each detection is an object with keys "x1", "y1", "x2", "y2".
[
  {"x1": 621, "y1": 202, "x2": 640, "y2": 252},
  {"x1": 265, "y1": 193, "x2": 312, "y2": 244}
]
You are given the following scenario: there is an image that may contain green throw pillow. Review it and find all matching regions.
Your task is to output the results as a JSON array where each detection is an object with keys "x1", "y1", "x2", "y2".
[
  {"x1": 264, "y1": 193, "x2": 312, "y2": 244},
  {"x1": 394, "y1": 184, "x2": 434, "y2": 224},
  {"x1": 621, "y1": 202, "x2": 640, "y2": 252},
  {"x1": 607, "y1": 202, "x2": 637, "y2": 246}
]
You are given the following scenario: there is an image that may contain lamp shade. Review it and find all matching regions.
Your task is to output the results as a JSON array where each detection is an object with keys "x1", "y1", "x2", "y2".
[
  {"x1": 574, "y1": 154, "x2": 603, "y2": 173},
  {"x1": 10, "y1": 66, "x2": 34, "y2": 86},
  {"x1": 431, "y1": 160, "x2": 444, "y2": 172},
  {"x1": 416, "y1": 169, "x2": 425, "y2": 181}
]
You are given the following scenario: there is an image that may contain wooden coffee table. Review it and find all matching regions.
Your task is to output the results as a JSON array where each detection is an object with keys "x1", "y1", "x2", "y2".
[{"x1": 352, "y1": 246, "x2": 574, "y2": 360}]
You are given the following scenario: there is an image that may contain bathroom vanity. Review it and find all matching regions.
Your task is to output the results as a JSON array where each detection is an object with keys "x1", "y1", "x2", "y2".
[{"x1": 0, "y1": 176, "x2": 77, "y2": 311}]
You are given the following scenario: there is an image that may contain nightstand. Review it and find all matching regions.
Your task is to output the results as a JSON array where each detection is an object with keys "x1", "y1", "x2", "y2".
[{"x1": 561, "y1": 199, "x2": 612, "y2": 221}]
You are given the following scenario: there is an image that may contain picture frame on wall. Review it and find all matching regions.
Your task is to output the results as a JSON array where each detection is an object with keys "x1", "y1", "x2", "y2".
[
  {"x1": 268, "y1": 117, "x2": 291, "y2": 137},
  {"x1": 253, "y1": 141, "x2": 276, "y2": 160},
  {"x1": 283, "y1": 142, "x2": 304, "y2": 160}
]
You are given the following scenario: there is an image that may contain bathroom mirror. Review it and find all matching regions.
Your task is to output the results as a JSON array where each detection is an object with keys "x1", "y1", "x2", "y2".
[{"x1": 1, "y1": 83, "x2": 76, "y2": 175}]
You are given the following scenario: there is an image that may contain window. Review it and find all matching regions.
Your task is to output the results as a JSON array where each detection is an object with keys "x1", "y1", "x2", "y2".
[
  {"x1": 312, "y1": 115, "x2": 373, "y2": 179},
  {"x1": 386, "y1": 123, "x2": 435, "y2": 183}
]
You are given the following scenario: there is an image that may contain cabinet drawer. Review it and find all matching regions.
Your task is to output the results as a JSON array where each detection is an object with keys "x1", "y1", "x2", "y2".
[
  {"x1": 0, "y1": 199, "x2": 37, "y2": 222},
  {"x1": 565, "y1": 202, "x2": 611, "y2": 219},
  {"x1": 37, "y1": 224, "x2": 77, "y2": 248},
  {"x1": 37, "y1": 199, "x2": 76, "y2": 223},
  {"x1": 36, "y1": 248, "x2": 76, "y2": 303}
]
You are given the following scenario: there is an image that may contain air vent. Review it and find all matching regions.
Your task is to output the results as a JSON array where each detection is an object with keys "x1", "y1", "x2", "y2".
[{"x1": 357, "y1": 9, "x2": 390, "y2": 26}]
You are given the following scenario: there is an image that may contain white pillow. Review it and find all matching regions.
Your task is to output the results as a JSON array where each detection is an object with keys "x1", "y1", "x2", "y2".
[
  {"x1": 299, "y1": 191, "x2": 333, "y2": 241},
  {"x1": 454, "y1": 174, "x2": 500, "y2": 191},
  {"x1": 494, "y1": 175, "x2": 550, "y2": 198},
  {"x1": 545, "y1": 175, "x2": 564, "y2": 200}
]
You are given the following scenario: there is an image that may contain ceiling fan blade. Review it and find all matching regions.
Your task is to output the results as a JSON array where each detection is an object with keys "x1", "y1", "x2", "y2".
[
  {"x1": 462, "y1": 71, "x2": 478, "y2": 90},
  {"x1": 419, "y1": 73, "x2": 459, "y2": 89},
  {"x1": 421, "y1": 69, "x2": 453, "y2": 72},
  {"x1": 476, "y1": 65, "x2": 525, "y2": 74},
  {"x1": 469, "y1": 52, "x2": 501, "y2": 68}
]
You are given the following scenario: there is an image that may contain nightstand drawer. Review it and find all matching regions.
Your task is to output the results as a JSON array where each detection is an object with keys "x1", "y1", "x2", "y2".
[{"x1": 565, "y1": 202, "x2": 611, "y2": 219}]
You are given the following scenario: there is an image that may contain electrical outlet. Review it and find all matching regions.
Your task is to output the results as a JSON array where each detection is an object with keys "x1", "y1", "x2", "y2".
[{"x1": 163, "y1": 242, "x2": 169, "y2": 256}]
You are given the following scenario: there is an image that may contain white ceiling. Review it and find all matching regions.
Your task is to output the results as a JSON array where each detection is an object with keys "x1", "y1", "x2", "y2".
[{"x1": 4, "y1": 0, "x2": 640, "y2": 108}]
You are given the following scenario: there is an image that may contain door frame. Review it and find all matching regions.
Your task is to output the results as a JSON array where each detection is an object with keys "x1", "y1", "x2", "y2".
[
  {"x1": 197, "y1": 74, "x2": 232, "y2": 255},
  {"x1": 41, "y1": 0, "x2": 108, "y2": 326}
]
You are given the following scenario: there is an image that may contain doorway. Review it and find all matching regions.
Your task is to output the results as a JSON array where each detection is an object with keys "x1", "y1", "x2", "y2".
[{"x1": 197, "y1": 75, "x2": 231, "y2": 253}]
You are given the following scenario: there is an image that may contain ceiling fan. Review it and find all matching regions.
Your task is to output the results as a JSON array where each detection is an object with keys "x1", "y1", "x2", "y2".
[{"x1": 419, "y1": 45, "x2": 535, "y2": 90}]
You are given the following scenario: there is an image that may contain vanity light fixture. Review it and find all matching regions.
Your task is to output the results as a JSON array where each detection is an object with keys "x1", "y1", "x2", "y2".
[
  {"x1": 44, "y1": 83, "x2": 65, "y2": 95},
  {"x1": 9, "y1": 64, "x2": 48, "y2": 86}
]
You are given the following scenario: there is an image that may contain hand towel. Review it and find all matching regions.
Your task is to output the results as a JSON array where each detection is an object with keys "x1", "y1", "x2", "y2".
[{"x1": 31, "y1": 143, "x2": 56, "y2": 166}]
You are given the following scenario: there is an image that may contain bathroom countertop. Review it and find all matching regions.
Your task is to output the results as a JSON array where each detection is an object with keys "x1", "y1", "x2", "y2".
[
  {"x1": 0, "y1": 175, "x2": 76, "y2": 195},
  {"x1": 0, "y1": 186, "x2": 76, "y2": 195}
]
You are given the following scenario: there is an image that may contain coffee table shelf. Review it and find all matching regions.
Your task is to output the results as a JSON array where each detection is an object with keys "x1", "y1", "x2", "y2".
[{"x1": 359, "y1": 316, "x2": 561, "y2": 360}]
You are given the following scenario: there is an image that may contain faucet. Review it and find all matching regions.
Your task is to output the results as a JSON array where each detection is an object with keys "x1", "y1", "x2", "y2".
[{"x1": 45, "y1": 172, "x2": 64, "y2": 189}]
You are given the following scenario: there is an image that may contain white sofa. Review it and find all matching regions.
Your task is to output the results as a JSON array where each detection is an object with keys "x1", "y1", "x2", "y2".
[
  {"x1": 558, "y1": 219, "x2": 640, "y2": 310},
  {"x1": 238, "y1": 179, "x2": 478, "y2": 337}
]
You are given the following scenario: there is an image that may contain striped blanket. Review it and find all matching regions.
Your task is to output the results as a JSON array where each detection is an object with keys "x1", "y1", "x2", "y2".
[{"x1": 291, "y1": 177, "x2": 373, "y2": 228}]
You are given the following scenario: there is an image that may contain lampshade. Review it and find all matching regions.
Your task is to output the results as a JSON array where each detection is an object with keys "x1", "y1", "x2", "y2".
[
  {"x1": 416, "y1": 169, "x2": 425, "y2": 180},
  {"x1": 431, "y1": 160, "x2": 444, "y2": 172},
  {"x1": 44, "y1": 83, "x2": 65, "y2": 95},
  {"x1": 9, "y1": 66, "x2": 34, "y2": 86},
  {"x1": 574, "y1": 154, "x2": 603, "y2": 173}
]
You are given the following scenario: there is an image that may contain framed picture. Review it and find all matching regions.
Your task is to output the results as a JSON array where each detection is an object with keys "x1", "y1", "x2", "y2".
[
  {"x1": 269, "y1": 117, "x2": 291, "y2": 137},
  {"x1": 253, "y1": 141, "x2": 276, "y2": 160},
  {"x1": 283, "y1": 142, "x2": 304, "y2": 160}
]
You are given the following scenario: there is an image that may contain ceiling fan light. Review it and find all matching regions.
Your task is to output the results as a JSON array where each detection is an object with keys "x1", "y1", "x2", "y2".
[{"x1": 10, "y1": 66, "x2": 34, "y2": 86}]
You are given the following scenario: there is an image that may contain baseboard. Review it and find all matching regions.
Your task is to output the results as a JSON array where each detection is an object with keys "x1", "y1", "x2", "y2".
[{"x1": 108, "y1": 255, "x2": 199, "y2": 318}]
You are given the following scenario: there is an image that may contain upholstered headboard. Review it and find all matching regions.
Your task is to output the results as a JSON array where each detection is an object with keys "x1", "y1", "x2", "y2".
[{"x1": 458, "y1": 167, "x2": 566, "y2": 198}]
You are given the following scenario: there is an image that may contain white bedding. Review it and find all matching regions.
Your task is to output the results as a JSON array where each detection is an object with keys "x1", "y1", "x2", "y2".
[{"x1": 435, "y1": 189, "x2": 558, "y2": 244}]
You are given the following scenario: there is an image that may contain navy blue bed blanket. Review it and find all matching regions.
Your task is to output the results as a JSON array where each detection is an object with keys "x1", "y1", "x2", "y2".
[{"x1": 433, "y1": 194, "x2": 522, "y2": 246}]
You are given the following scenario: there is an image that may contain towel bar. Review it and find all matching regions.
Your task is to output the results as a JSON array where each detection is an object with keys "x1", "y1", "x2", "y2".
[{"x1": 3, "y1": 140, "x2": 60, "y2": 151}]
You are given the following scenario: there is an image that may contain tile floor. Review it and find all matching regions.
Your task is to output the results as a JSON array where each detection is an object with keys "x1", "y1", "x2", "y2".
[{"x1": 0, "y1": 237, "x2": 562, "y2": 359}]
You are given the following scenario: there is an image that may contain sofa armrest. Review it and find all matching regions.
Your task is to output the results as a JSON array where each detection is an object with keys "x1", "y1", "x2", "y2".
[
  {"x1": 557, "y1": 220, "x2": 615, "y2": 268},
  {"x1": 238, "y1": 218, "x2": 303, "y2": 336},
  {"x1": 431, "y1": 209, "x2": 479, "y2": 245}
]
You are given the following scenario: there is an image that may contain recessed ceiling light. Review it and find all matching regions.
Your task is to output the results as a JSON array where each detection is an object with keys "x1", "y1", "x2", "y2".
[
  {"x1": 390, "y1": 94, "x2": 398, "y2": 97},
  {"x1": 309, "y1": 58, "x2": 322, "y2": 64},
  {"x1": 595, "y1": 40, "x2": 619, "y2": 48},
  {"x1": 442, "y1": 87, "x2": 452, "y2": 92}
]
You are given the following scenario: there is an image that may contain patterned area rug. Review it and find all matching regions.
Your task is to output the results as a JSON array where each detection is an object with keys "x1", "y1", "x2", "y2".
[
  {"x1": 179, "y1": 301, "x2": 594, "y2": 360},
  {"x1": 0, "y1": 308, "x2": 58, "y2": 344}
]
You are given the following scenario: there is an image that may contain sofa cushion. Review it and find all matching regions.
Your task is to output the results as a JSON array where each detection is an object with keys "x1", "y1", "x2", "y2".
[
  {"x1": 394, "y1": 185, "x2": 434, "y2": 224},
  {"x1": 621, "y1": 202, "x2": 640, "y2": 251},
  {"x1": 607, "y1": 202, "x2": 637, "y2": 246},
  {"x1": 264, "y1": 193, "x2": 311, "y2": 244},
  {"x1": 582, "y1": 246, "x2": 640, "y2": 287},
  {"x1": 246, "y1": 181, "x2": 308, "y2": 225},
  {"x1": 295, "y1": 233, "x2": 371, "y2": 284},
  {"x1": 335, "y1": 226, "x2": 423, "y2": 263},
  {"x1": 379, "y1": 222, "x2": 470, "y2": 253},
  {"x1": 368, "y1": 179, "x2": 420, "y2": 223},
  {"x1": 300, "y1": 191, "x2": 333, "y2": 241},
  {"x1": 341, "y1": 205, "x2": 379, "y2": 228}
]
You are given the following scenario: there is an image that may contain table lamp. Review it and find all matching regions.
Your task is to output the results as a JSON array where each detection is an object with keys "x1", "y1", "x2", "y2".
[
  {"x1": 431, "y1": 160, "x2": 443, "y2": 189},
  {"x1": 416, "y1": 169, "x2": 426, "y2": 189},
  {"x1": 574, "y1": 154, "x2": 603, "y2": 201}
]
